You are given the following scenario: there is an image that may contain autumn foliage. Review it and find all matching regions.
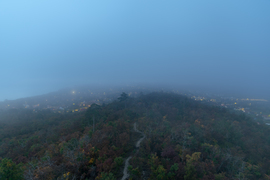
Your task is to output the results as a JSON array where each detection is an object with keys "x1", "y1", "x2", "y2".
[{"x1": 0, "y1": 92, "x2": 270, "y2": 179}]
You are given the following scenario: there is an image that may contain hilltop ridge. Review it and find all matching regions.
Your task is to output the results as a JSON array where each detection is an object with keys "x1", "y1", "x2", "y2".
[{"x1": 0, "y1": 92, "x2": 270, "y2": 179}]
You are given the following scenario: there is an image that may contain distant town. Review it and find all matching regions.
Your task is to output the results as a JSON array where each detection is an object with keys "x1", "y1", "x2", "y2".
[{"x1": 182, "y1": 91, "x2": 270, "y2": 125}]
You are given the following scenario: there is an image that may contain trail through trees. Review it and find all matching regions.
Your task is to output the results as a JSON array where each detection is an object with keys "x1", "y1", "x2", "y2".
[{"x1": 121, "y1": 123, "x2": 145, "y2": 180}]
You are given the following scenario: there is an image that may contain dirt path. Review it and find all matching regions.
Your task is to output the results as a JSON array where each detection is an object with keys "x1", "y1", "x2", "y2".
[
  {"x1": 121, "y1": 123, "x2": 145, "y2": 180},
  {"x1": 134, "y1": 123, "x2": 146, "y2": 148}
]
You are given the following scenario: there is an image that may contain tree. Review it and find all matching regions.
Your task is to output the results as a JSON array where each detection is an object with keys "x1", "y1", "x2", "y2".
[
  {"x1": 100, "y1": 172, "x2": 116, "y2": 180},
  {"x1": 184, "y1": 152, "x2": 201, "y2": 180},
  {"x1": 118, "y1": 92, "x2": 129, "y2": 108},
  {"x1": 0, "y1": 158, "x2": 23, "y2": 180},
  {"x1": 85, "y1": 103, "x2": 101, "y2": 132},
  {"x1": 118, "y1": 92, "x2": 128, "y2": 102}
]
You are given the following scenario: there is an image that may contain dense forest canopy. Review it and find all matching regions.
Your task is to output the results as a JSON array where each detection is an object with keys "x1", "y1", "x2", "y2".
[{"x1": 0, "y1": 92, "x2": 270, "y2": 180}]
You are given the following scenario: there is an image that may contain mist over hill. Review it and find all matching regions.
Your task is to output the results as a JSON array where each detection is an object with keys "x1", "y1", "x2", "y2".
[
  {"x1": 1, "y1": 1, "x2": 270, "y2": 179},
  {"x1": 1, "y1": 0, "x2": 270, "y2": 102},
  {"x1": 0, "y1": 92, "x2": 270, "y2": 179}
]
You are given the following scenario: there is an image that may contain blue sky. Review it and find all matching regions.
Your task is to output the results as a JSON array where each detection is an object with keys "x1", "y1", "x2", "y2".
[{"x1": 0, "y1": 0, "x2": 270, "y2": 100}]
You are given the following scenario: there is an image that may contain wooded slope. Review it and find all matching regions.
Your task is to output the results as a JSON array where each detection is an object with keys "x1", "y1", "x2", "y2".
[{"x1": 0, "y1": 92, "x2": 269, "y2": 180}]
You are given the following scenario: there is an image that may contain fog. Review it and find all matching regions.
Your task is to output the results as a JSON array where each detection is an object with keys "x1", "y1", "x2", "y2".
[{"x1": 1, "y1": 0, "x2": 269, "y2": 101}]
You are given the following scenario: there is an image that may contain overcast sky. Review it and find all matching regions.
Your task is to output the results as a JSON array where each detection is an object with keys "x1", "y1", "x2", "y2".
[{"x1": 1, "y1": 0, "x2": 270, "y2": 101}]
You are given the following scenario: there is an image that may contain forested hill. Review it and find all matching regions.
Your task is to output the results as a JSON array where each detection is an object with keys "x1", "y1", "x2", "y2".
[{"x1": 0, "y1": 92, "x2": 270, "y2": 180}]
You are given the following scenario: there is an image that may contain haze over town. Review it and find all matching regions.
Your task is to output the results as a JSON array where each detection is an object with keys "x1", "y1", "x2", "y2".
[
  {"x1": 1, "y1": 0, "x2": 269, "y2": 101},
  {"x1": 2, "y1": 2, "x2": 270, "y2": 179}
]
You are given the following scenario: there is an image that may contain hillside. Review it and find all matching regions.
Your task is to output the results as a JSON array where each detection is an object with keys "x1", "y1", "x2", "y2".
[
  {"x1": 0, "y1": 85, "x2": 157, "y2": 113},
  {"x1": 0, "y1": 92, "x2": 270, "y2": 180}
]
